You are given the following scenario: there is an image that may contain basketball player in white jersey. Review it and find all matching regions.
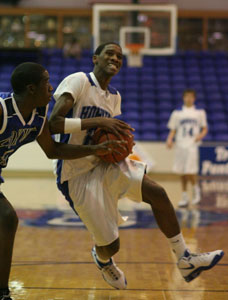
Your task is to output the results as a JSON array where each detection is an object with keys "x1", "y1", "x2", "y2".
[
  {"x1": 166, "y1": 89, "x2": 208, "y2": 207},
  {"x1": 49, "y1": 43, "x2": 223, "y2": 290},
  {"x1": 0, "y1": 62, "x2": 124, "y2": 300}
]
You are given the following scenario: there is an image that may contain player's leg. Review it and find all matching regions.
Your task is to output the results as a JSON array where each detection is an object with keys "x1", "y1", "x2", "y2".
[
  {"x1": 66, "y1": 170, "x2": 127, "y2": 290},
  {"x1": 173, "y1": 147, "x2": 189, "y2": 206},
  {"x1": 95, "y1": 238, "x2": 120, "y2": 261},
  {"x1": 188, "y1": 174, "x2": 201, "y2": 204},
  {"x1": 142, "y1": 175, "x2": 180, "y2": 238},
  {"x1": 186, "y1": 147, "x2": 201, "y2": 204},
  {"x1": 179, "y1": 175, "x2": 189, "y2": 207},
  {"x1": 0, "y1": 192, "x2": 18, "y2": 300},
  {"x1": 141, "y1": 174, "x2": 224, "y2": 282}
]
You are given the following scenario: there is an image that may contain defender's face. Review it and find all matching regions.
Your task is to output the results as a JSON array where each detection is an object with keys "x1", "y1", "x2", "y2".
[
  {"x1": 93, "y1": 44, "x2": 123, "y2": 76},
  {"x1": 183, "y1": 93, "x2": 196, "y2": 107},
  {"x1": 35, "y1": 70, "x2": 53, "y2": 106}
]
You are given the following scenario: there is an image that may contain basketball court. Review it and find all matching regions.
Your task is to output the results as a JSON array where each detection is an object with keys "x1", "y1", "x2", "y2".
[
  {"x1": 1, "y1": 173, "x2": 227, "y2": 300},
  {"x1": 1, "y1": 2, "x2": 228, "y2": 300}
]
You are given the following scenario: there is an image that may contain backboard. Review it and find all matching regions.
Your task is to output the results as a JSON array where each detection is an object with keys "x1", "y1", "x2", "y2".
[{"x1": 93, "y1": 3, "x2": 178, "y2": 66}]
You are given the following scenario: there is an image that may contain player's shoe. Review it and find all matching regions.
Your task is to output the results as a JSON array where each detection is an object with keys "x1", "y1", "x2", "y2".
[
  {"x1": 177, "y1": 249, "x2": 224, "y2": 282},
  {"x1": 178, "y1": 194, "x2": 189, "y2": 207},
  {"x1": 192, "y1": 186, "x2": 201, "y2": 205},
  {"x1": 91, "y1": 247, "x2": 127, "y2": 289}
]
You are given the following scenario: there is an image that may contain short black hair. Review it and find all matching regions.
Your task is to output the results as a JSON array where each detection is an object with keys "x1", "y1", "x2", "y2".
[
  {"x1": 183, "y1": 89, "x2": 196, "y2": 97},
  {"x1": 11, "y1": 62, "x2": 46, "y2": 94},
  {"x1": 94, "y1": 42, "x2": 121, "y2": 55}
]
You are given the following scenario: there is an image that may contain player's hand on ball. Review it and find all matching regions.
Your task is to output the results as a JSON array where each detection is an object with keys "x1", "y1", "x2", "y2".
[
  {"x1": 94, "y1": 140, "x2": 127, "y2": 156},
  {"x1": 97, "y1": 117, "x2": 134, "y2": 139}
]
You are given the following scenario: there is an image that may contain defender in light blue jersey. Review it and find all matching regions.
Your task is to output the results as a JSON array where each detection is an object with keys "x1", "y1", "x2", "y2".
[{"x1": 0, "y1": 62, "x2": 123, "y2": 300}]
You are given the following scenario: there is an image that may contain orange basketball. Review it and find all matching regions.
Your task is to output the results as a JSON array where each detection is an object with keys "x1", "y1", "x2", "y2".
[{"x1": 93, "y1": 128, "x2": 134, "y2": 163}]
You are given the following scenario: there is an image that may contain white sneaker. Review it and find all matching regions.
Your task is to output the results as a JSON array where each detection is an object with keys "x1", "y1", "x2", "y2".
[
  {"x1": 192, "y1": 186, "x2": 201, "y2": 205},
  {"x1": 91, "y1": 247, "x2": 127, "y2": 289},
  {"x1": 178, "y1": 249, "x2": 224, "y2": 282},
  {"x1": 178, "y1": 194, "x2": 189, "y2": 207}
]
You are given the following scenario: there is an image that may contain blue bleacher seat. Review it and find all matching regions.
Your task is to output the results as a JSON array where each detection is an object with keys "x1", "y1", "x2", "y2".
[
  {"x1": 141, "y1": 121, "x2": 157, "y2": 131},
  {"x1": 214, "y1": 134, "x2": 228, "y2": 141},
  {"x1": 140, "y1": 131, "x2": 158, "y2": 141},
  {"x1": 157, "y1": 92, "x2": 172, "y2": 102},
  {"x1": 141, "y1": 111, "x2": 157, "y2": 121},
  {"x1": 141, "y1": 102, "x2": 156, "y2": 110}
]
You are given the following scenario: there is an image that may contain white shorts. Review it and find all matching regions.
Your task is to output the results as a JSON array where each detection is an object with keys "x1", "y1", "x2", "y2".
[
  {"x1": 67, "y1": 158, "x2": 146, "y2": 246},
  {"x1": 173, "y1": 145, "x2": 199, "y2": 175}
]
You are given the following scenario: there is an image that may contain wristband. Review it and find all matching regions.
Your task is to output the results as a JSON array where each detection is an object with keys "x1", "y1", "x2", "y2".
[{"x1": 64, "y1": 118, "x2": 81, "y2": 133}]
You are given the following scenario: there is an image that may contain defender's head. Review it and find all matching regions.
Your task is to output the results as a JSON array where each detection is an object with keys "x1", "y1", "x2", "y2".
[
  {"x1": 11, "y1": 62, "x2": 53, "y2": 106},
  {"x1": 93, "y1": 42, "x2": 123, "y2": 76},
  {"x1": 182, "y1": 89, "x2": 196, "y2": 107}
]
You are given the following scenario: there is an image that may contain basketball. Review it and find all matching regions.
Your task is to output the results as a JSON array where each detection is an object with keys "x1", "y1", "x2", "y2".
[{"x1": 93, "y1": 128, "x2": 134, "y2": 163}]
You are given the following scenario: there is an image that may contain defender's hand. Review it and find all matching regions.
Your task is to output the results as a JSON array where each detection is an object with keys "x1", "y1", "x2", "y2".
[{"x1": 93, "y1": 140, "x2": 127, "y2": 156}]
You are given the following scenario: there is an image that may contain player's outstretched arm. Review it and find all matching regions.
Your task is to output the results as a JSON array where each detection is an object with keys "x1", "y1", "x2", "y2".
[{"x1": 37, "y1": 120, "x2": 125, "y2": 159}]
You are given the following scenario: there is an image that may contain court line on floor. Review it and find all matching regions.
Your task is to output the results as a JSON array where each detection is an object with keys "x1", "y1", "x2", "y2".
[
  {"x1": 17, "y1": 287, "x2": 228, "y2": 293},
  {"x1": 11, "y1": 261, "x2": 228, "y2": 266}
]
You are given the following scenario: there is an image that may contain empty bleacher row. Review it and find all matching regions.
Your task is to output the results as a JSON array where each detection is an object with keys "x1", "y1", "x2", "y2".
[{"x1": 0, "y1": 48, "x2": 228, "y2": 141}]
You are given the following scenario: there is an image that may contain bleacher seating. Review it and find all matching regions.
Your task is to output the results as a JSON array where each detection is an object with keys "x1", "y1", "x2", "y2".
[{"x1": 1, "y1": 48, "x2": 228, "y2": 142}]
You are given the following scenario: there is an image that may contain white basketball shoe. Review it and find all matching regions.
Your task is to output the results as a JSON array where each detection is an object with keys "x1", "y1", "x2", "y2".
[
  {"x1": 178, "y1": 249, "x2": 224, "y2": 282},
  {"x1": 178, "y1": 192, "x2": 189, "y2": 207},
  {"x1": 91, "y1": 247, "x2": 127, "y2": 289},
  {"x1": 192, "y1": 185, "x2": 201, "y2": 205}
]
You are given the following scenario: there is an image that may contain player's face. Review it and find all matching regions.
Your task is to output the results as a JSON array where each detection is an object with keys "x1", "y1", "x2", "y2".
[
  {"x1": 35, "y1": 71, "x2": 53, "y2": 106},
  {"x1": 94, "y1": 44, "x2": 123, "y2": 76},
  {"x1": 183, "y1": 93, "x2": 196, "y2": 107}
]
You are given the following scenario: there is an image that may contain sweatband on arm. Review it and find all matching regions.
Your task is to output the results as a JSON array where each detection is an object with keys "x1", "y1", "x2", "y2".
[{"x1": 64, "y1": 118, "x2": 81, "y2": 133}]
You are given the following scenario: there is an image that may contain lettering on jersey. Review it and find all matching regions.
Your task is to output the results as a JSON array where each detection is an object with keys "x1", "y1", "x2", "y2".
[
  {"x1": 80, "y1": 106, "x2": 111, "y2": 145},
  {"x1": 180, "y1": 118, "x2": 198, "y2": 126},
  {"x1": 0, "y1": 127, "x2": 37, "y2": 149},
  {"x1": 80, "y1": 106, "x2": 111, "y2": 119},
  {"x1": 0, "y1": 149, "x2": 14, "y2": 167}
]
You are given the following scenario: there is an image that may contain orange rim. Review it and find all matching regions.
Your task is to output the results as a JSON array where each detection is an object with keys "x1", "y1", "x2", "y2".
[{"x1": 125, "y1": 43, "x2": 144, "y2": 54}]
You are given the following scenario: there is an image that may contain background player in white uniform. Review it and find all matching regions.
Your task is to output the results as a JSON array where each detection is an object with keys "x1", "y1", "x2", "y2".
[
  {"x1": 166, "y1": 89, "x2": 208, "y2": 207},
  {"x1": 49, "y1": 43, "x2": 223, "y2": 290},
  {"x1": 0, "y1": 62, "x2": 122, "y2": 300}
]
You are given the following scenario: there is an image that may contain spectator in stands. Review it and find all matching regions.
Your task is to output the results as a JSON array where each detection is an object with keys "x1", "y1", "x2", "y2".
[
  {"x1": 166, "y1": 89, "x2": 208, "y2": 207},
  {"x1": 63, "y1": 37, "x2": 81, "y2": 60}
]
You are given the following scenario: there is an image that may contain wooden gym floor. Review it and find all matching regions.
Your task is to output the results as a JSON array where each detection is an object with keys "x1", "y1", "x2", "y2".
[{"x1": 2, "y1": 173, "x2": 228, "y2": 300}]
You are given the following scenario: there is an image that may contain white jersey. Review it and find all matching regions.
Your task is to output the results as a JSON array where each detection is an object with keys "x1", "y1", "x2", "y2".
[
  {"x1": 53, "y1": 72, "x2": 121, "y2": 183},
  {"x1": 167, "y1": 105, "x2": 207, "y2": 148}
]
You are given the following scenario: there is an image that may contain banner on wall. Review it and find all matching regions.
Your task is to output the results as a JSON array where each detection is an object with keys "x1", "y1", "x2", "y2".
[{"x1": 199, "y1": 145, "x2": 228, "y2": 176}]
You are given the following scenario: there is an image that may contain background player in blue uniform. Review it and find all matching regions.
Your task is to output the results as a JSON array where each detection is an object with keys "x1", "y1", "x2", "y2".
[{"x1": 0, "y1": 62, "x2": 124, "y2": 300}]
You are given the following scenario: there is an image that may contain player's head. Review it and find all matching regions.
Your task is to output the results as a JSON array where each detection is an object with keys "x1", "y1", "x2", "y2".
[
  {"x1": 11, "y1": 62, "x2": 53, "y2": 106},
  {"x1": 182, "y1": 89, "x2": 196, "y2": 107},
  {"x1": 93, "y1": 42, "x2": 123, "y2": 76}
]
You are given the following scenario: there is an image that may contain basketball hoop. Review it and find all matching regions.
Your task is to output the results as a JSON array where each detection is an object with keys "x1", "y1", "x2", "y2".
[{"x1": 125, "y1": 43, "x2": 144, "y2": 67}]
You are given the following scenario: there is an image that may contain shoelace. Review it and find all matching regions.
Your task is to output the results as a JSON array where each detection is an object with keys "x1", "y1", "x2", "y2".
[
  {"x1": 186, "y1": 252, "x2": 211, "y2": 263},
  {"x1": 103, "y1": 262, "x2": 120, "y2": 281}
]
